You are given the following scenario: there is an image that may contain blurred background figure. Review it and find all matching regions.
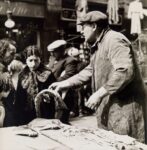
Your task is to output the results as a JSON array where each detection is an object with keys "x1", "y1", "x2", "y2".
[
  {"x1": 75, "y1": 0, "x2": 88, "y2": 32},
  {"x1": 67, "y1": 46, "x2": 88, "y2": 72},
  {"x1": 0, "y1": 39, "x2": 16, "y2": 73},
  {"x1": 0, "y1": 39, "x2": 17, "y2": 127},
  {"x1": 128, "y1": 0, "x2": 144, "y2": 35},
  {"x1": 67, "y1": 47, "x2": 94, "y2": 117},
  {"x1": 47, "y1": 40, "x2": 77, "y2": 124},
  {"x1": 8, "y1": 54, "x2": 25, "y2": 90},
  {"x1": 0, "y1": 73, "x2": 12, "y2": 127},
  {"x1": 3, "y1": 54, "x2": 24, "y2": 127}
]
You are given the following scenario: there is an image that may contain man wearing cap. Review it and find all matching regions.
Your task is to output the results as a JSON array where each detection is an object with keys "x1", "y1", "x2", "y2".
[
  {"x1": 47, "y1": 40, "x2": 77, "y2": 81},
  {"x1": 49, "y1": 11, "x2": 146, "y2": 142},
  {"x1": 47, "y1": 40, "x2": 77, "y2": 124}
]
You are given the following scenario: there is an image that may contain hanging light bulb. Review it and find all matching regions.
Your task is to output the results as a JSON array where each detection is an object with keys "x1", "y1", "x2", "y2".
[
  {"x1": 5, "y1": 19, "x2": 15, "y2": 28},
  {"x1": 5, "y1": 10, "x2": 15, "y2": 28}
]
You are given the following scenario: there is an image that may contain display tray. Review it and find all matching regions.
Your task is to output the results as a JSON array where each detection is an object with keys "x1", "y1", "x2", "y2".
[{"x1": 0, "y1": 118, "x2": 146, "y2": 150}]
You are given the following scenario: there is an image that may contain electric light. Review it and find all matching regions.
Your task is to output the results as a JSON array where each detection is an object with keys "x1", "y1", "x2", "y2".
[{"x1": 4, "y1": 10, "x2": 15, "y2": 28}]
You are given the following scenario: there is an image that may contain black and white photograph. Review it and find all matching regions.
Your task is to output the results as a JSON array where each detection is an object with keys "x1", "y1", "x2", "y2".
[{"x1": 0, "y1": 0, "x2": 147, "y2": 149}]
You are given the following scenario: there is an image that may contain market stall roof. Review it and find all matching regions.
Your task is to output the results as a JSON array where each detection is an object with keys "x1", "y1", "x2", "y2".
[{"x1": 0, "y1": 1, "x2": 44, "y2": 18}]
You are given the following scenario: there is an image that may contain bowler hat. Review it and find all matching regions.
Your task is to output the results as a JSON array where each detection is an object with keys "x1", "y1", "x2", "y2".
[
  {"x1": 78, "y1": 11, "x2": 107, "y2": 25},
  {"x1": 47, "y1": 40, "x2": 67, "y2": 52}
]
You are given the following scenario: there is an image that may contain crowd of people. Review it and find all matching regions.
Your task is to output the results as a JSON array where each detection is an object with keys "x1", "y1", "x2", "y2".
[
  {"x1": 0, "y1": 10, "x2": 146, "y2": 143},
  {"x1": 0, "y1": 37, "x2": 92, "y2": 127}
]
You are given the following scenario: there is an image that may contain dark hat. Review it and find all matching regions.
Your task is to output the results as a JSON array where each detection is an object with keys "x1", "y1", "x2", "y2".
[
  {"x1": 78, "y1": 11, "x2": 107, "y2": 25},
  {"x1": 47, "y1": 40, "x2": 67, "y2": 52}
]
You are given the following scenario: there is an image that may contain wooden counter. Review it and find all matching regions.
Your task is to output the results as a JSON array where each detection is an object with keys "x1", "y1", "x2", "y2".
[{"x1": 0, "y1": 118, "x2": 147, "y2": 150}]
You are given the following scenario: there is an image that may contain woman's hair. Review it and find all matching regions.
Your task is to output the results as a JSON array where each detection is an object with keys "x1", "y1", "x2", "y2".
[
  {"x1": 8, "y1": 54, "x2": 24, "y2": 74},
  {"x1": 0, "y1": 73, "x2": 12, "y2": 93},
  {"x1": 23, "y1": 45, "x2": 41, "y2": 59}
]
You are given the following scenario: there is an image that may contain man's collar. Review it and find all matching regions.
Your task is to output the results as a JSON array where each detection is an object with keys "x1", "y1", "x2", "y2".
[
  {"x1": 88, "y1": 27, "x2": 110, "y2": 53},
  {"x1": 91, "y1": 27, "x2": 110, "y2": 48}
]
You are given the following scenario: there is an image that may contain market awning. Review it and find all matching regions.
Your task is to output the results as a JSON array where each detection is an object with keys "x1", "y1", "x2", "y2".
[{"x1": 0, "y1": 1, "x2": 45, "y2": 18}]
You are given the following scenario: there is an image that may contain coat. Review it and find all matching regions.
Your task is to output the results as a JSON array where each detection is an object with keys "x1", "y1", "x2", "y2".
[
  {"x1": 66, "y1": 29, "x2": 146, "y2": 142},
  {"x1": 15, "y1": 64, "x2": 56, "y2": 125},
  {"x1": 0, "y1": 62, "x2": 16, "y2": 127},
  {"x1": 128, "y1": 1, "x2": 144, "y2": 34},
  {"x1": 48, "y1": 54, "x2": 77, "y2": 123},
  {"x1": 48, "y1": 54, "x2": 77, "y2": 81}
]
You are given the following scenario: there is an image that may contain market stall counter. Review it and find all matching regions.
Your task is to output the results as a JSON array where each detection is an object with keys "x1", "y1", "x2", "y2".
[{"x1": 0, "y1": 118, "x2": 147, "y2": 150}]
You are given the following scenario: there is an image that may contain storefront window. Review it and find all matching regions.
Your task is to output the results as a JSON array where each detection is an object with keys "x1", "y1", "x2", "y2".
[{"x1": 0, "y1": 16, "x2": 43, "y2": 54}]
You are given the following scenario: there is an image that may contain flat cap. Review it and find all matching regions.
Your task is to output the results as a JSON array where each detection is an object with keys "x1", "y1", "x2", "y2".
[
  {"x1": 78, "y1": 11, "x2": 107, "y2": 25},
  {"x1": 47, "y1": 40, "x2": 67, "y2": 52}
]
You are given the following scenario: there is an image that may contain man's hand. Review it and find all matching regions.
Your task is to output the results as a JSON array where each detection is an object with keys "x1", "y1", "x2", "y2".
[
  {"x1": 49, "y1": 81, "x2": 70, "y2": 93},
  {"x1": 49, "y1": 82, "x2": 64, "y2": 92},
  {"x1": 85, "y1": 87, "x2": 108, "y2": 110},
  {"x1": 85, "y1": 94, "x2": 102, "y2": 110}
]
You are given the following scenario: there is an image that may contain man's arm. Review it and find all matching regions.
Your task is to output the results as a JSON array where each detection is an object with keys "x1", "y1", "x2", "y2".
[
  {"x1": 57, "y1": 57, "x2": 77, "y2": 81},
  {"x1": 103, "y1": 35, "x2": 134, "y2": 95},
  {"x1": 66, "y1": 63, "x2": 92, "y2": 88},
  {"x1": 49, "y1": 63, "x2": 92, "y2": 92},
  {"x1": 86, "y1": 35, "x2": 134, "y2": 109}
]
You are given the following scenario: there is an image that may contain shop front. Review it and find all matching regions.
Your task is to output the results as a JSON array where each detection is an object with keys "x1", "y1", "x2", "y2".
[{"x1": 0, "y1": 0, "x2": 45, "y2": 57}]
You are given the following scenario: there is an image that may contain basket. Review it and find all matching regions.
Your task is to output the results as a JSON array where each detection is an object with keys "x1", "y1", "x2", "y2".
[{"x1": 34, "y1": 89, "x2": 67, "y2": 118}]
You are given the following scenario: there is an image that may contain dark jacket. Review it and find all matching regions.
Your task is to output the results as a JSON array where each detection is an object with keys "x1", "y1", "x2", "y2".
[
  {"x1": 48, "y1": 54, "x2": 77, "y2": 81},
  {"x1": 15, "y1": 63, "x2": 56, "y2": 125},
  {"x1": 0, "y1": 62, "x2": 16, "y2": 127}
]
